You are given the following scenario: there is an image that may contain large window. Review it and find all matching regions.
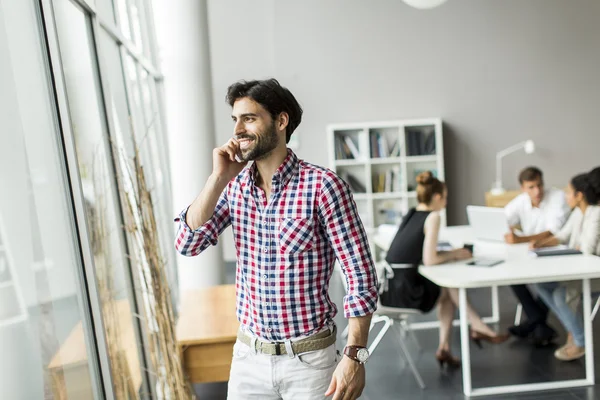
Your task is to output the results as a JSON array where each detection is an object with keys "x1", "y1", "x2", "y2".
[
  {"x1": 48, "y1": 0, "x2": 173, "y2": 397},
  {"x1": 0, "y1": 0, "x2": 100, "y2": 398},
  {"x1": 52, "y1": 0, "x2": 148, "y2": 397},
  {"x1": 0, "y1": 0, "x2": 172, "y2": 398}
]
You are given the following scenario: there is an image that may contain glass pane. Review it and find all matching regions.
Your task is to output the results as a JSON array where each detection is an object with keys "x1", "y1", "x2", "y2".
[
  {"x1": 138, "y1": 68, "x2": 178, "y2": 299},
  {"x1": 52, "y1": 0, "x2": 144, "y2": 398},
  {"x1": 128, "y1": 0, "x2": 145, "y2": 54},
  {"x1": 123, "y1": 57, "x2": 177, "y2": 303},
  {"x1": 96, "y1": 0, "x2": 115, "y2": 24},
  {"x1": 114, "y1": 0, "x2": 132, "y2": 42},
  {"x1": 0, "y1": 1, "x2": 97, "y2": 398}
]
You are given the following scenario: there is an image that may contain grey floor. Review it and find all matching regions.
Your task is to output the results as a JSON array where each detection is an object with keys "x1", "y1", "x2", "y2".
[{"x1": 193, "y1": 262, "x2": 600, "y2": 399}]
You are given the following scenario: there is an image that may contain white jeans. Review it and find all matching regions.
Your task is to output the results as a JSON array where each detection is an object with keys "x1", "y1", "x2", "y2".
[{"x1": 227, "y1": 339, "x2": 340, "y2": 399}]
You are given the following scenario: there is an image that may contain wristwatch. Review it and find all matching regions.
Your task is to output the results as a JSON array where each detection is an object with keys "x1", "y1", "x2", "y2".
[{"x1": 343, "y1": 345, "x2": 370, "y2": 364}]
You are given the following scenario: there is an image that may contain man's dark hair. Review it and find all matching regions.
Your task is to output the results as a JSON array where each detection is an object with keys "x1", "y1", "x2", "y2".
[
  {"x1": 226, "y1": 79, "x2": 303, "y2": 144},
  {"x1": 518, "y1": 166, "x2": 543, "y2": 185}
]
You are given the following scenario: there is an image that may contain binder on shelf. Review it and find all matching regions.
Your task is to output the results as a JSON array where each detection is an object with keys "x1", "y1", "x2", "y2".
[
  {"x1": 385, "y1": 170, "x2": 393, "y2": 193},
  {"x1": 335, "y1": 135, "x2": 356, "y2": 160},
  {"x1": 344, "y1": 136, "x2": 361, "y2": 159},
  {"x1": 406, "y1": 130, "x2": 418, "y2": 156},
  {"x1": 377, "y1": 133, "x2": 389, "y2": 158},
  {"x1": 377, "y1": 174, "x2": 385, "y2": 193},
  {"x1": 370, "y1": 133, "x2": 379, "y2": 158},
  {"x1": 424, "y1": 131, "x2": 436, "y2": 155},
  {"x1": 392, "y1": 166, "x2": 401, "y2": 192},
  {"x1": 390, "y1": 139, "x2": 400, "y2": 157},
  {"x1": 340, "y1": 171, "x2": 366, "y2": 193},
  {"x1": 406, "y1": 126, "x2": 436, "y2": 156}
]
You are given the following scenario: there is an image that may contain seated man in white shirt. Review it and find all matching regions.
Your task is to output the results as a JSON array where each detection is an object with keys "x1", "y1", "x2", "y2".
[{"x1": 504, "y1": 166, "x2": 571, "y2": 346}]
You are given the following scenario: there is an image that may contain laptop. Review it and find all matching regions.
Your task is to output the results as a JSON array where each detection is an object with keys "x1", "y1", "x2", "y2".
[{"x1": 466, "y1": 205, "x2": 511, "y2": 242}]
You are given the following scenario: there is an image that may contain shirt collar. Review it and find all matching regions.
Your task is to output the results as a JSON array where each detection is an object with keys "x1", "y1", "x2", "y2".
[
  {"x1": 526, "y1": 191, "x2": 547, "y2": 210},
  {"x1": 245, "y1": 148, "x2": 299, "y2": 195}
]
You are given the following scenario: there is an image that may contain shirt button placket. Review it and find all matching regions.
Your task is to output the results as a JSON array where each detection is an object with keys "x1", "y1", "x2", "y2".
[{"x1": 261, "y1": 215, "x2": 270, "y2": 339}]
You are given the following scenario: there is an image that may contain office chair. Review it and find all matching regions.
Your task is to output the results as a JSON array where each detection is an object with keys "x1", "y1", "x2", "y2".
[{"x1": 336, "y1": 262, "x2": 426, "y2": 389}]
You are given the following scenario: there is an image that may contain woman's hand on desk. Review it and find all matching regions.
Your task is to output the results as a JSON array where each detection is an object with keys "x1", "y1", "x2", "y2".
[
  {"x1": 530, "y1": 235, "x2": 559, "y2": 250},
  {"x1": 452, "y1": 248, "x2": 472, "y2": 261}
]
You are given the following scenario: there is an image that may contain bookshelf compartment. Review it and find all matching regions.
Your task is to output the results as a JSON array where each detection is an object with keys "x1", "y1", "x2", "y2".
[
  {"x1": 328, "y1": 118, "x2": 444, "y2": 234},
  {"x1": 371, "y1": 164, "x2": 402, "y2": 194},
  {"x1": 404, "y1": 125, "x2": 436, "y2": 156},
  {"x1": 333, "y1": 129, "x2": 367, "y2": 161},
  {"x1": 337, "y1": 165, "x2": 368, "y2": 194},
  {"x1": 406, "y1": 161, "x2": 438, "y2": 192},
  {"x1": 373, "y1": 199, "x2": 405, "y2": 228},
  {"x1": 408, "y1": 196, "x2": 418, "y2": 211},
  {"x1": 368, "y1": 127, "x2": 401, "y2": 159}
]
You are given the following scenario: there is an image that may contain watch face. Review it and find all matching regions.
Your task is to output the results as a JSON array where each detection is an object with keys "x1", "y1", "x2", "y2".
[{"x1": 357, "y1": 348, "x2": 369, "y2": 363}]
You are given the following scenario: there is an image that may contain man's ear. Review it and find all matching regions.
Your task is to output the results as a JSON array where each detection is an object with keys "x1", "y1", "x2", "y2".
[{"x1": 277, "y1": 112, "x2": 289, "y2": 132}]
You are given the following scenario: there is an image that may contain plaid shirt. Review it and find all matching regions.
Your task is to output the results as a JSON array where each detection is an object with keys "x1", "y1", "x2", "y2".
[{"x1": 175, "y1": 149, "x2": 378, "y2": 341}]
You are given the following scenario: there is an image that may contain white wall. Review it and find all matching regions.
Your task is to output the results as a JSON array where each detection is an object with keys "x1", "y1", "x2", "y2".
[{"x1": 208, "y1": 0, "x2": 600, "y2": 261}]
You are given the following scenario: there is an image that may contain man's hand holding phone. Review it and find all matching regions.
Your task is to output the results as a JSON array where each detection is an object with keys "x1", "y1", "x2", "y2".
[{"x1": 213, "y1": 138, "x2": 247, "y2": 182}]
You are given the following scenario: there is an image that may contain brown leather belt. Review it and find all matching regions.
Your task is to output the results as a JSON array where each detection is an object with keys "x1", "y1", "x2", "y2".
[{"x1": 237, "y1": 326, "x2": 337, "y2": 356}]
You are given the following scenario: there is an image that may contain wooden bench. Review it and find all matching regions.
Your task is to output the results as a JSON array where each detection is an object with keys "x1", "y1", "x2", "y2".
[
  {"x1": 47, "y1": 299, "x2": 142, "y2": 400},
  {"x1": 176, "y1": 284, "x2": 238, "y2": 384},
  {"x1": 47, "y1": 284, "x2": 238, "y2": 398}
]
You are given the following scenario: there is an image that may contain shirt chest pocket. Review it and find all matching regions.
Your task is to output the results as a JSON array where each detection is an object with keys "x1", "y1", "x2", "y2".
[{"x1": 279, "y1": 218, "x2": 315, "y2": 253}]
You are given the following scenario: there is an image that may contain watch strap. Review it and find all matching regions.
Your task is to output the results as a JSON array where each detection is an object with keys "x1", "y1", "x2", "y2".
[{"x1": 344, "y1": 345, "x2": 368, "y2": 363}]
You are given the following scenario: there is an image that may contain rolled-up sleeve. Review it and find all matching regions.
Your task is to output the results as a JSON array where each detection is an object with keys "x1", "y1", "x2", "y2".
[
  {"x1": 318, "y1": 172, "x2": 378, "y2": 318},
  {"x1": 174, "y1": 187, "x2": 231, "y2": 257}
]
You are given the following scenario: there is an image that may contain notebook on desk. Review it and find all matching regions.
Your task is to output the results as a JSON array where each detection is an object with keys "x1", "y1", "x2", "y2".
[{"x1": 529, "y1": 245, "x2": 583, "y2": 257}]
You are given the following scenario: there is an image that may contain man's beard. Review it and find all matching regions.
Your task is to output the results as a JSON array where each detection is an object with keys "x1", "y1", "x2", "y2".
[{"x1": 238, "y1": 123, "x2": 279, "y2": 162}]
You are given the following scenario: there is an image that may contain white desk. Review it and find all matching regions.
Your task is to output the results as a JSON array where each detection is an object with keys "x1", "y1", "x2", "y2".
[
  {"x1": 373, "y1": 225, "x2": 600, "y2": 397},
  {"x1": 374, "y1": 225, "x2": 500, "y2": 330}
]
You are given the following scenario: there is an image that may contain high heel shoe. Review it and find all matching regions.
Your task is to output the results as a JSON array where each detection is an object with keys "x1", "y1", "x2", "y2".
[
  {"x1": 435, "y1": 349, "x2": 461, "y2": 369},
  {"x1": 470, "y1": 329, "x2": 510, "y2": 348}
]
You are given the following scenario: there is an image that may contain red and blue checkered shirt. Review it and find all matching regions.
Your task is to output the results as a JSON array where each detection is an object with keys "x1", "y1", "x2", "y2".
[{"x1": 175, "y1": 149, "x2": 378, "y2": 341}]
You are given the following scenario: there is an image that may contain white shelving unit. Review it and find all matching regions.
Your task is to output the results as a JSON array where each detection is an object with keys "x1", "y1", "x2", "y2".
[{"x1": 327, "y1": 118, "x2": 446, "y2": 239}]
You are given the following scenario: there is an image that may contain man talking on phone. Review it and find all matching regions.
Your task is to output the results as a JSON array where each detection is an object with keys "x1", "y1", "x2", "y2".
[{"x1": 174, "y1": 79, "x2": 378, "y2": 400}]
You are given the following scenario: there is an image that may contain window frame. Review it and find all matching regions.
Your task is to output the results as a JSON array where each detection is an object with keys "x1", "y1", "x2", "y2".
[{"x1": 38, "y1": 0, "x2": 170, "y2": 398}]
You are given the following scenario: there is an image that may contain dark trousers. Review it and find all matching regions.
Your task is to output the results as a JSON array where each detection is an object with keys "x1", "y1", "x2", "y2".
[{"x1": 510, "y1": 284, "x2": 549, "y2": 324}]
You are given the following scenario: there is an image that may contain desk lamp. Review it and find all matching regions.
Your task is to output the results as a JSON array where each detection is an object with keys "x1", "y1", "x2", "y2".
[{"x1": 491, "y1": 140, "x2": 535, "y2": 195}]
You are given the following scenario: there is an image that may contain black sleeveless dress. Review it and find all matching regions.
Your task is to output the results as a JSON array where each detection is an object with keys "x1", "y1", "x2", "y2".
[{"x1": 380, "y1": 208, "x2": 441, "y2": 312}]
